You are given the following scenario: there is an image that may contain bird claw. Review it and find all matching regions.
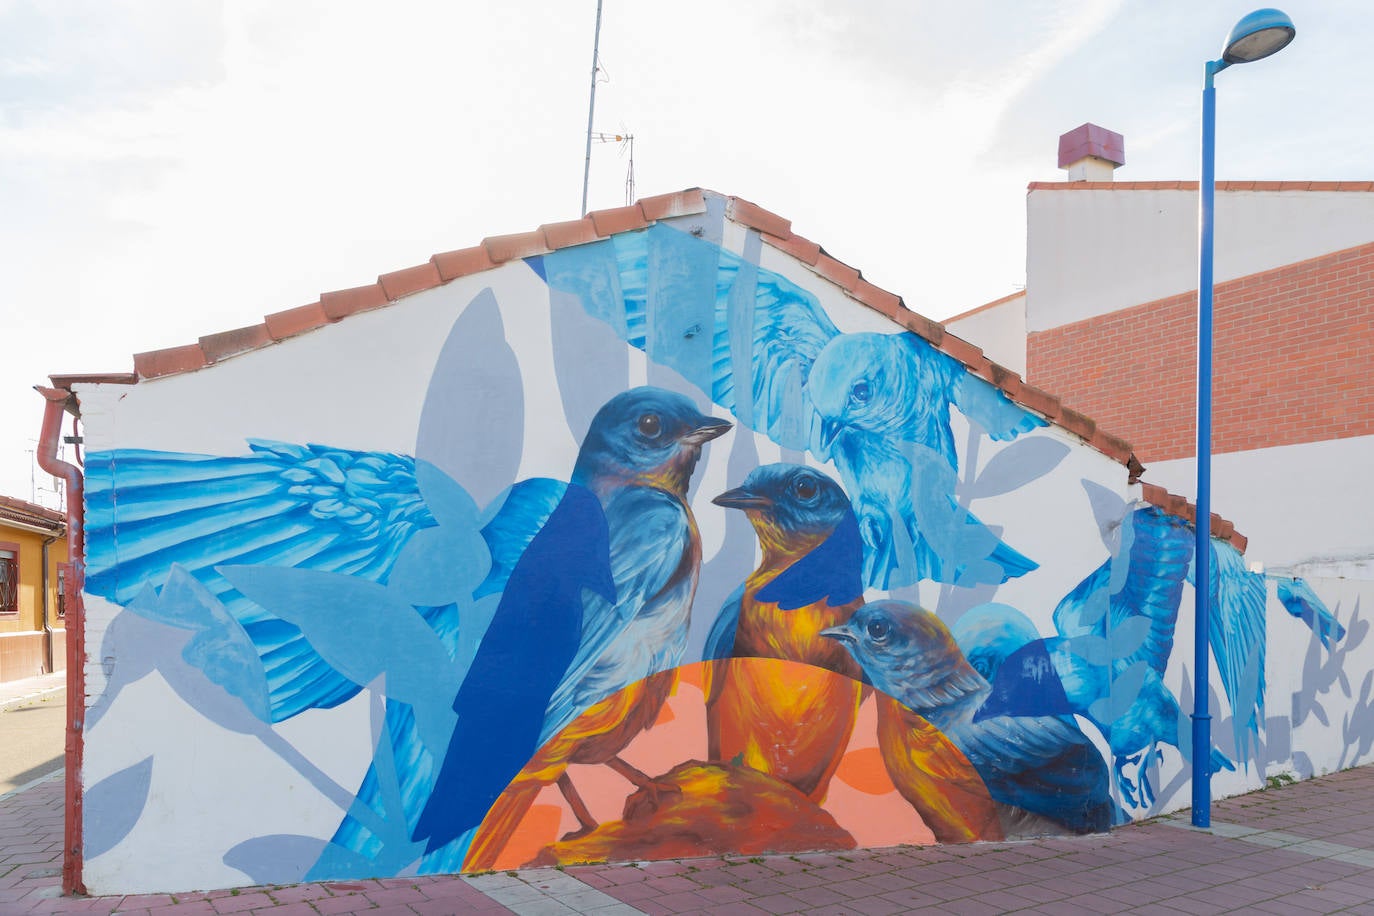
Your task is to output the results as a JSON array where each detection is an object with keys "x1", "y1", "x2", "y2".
[
  {"x1": 1114, "y1": 751, "x2": 1155, "y2": 809},
  {"x1": 559, "y1": 823, "x2": 599, "y2": 843}
]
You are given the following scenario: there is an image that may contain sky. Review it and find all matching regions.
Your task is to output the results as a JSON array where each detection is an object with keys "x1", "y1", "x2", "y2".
[{"x1": 2, "y1": 0, "x2": 1370, "y2": 507}]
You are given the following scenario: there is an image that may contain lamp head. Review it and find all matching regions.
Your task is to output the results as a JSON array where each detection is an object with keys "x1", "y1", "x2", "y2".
[{"x1": 1222, "y1": 8, "x2": 1295, "y2": 64}]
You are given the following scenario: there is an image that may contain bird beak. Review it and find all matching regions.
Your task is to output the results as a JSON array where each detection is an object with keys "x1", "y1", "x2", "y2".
[
  {"x1": 712, "y1": 486, "x2": 770, "y2": 509},
  {"x1": 819, "y1": 624, "x2": 854, "y2": 645},
  {"x1": 820, "y1": 418, "x2": 843, "y2": 449},
  {"x1": 682, "y1": 417, "x2": 732, "y2": 445}
]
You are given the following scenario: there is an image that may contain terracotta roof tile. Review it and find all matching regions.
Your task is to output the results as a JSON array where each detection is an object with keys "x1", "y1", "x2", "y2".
[
  {"x1": 541, "y1": 217, "x2": 602, "y2": 250},
  {"x1": 1136, "y1": 480, "x2": 1245, "y2": 550},
  {"x1": 431, "y1": 245, "x2": 496, "y2": 281},
  {"x1": 587, "y1": 204, "x2": 649, "y2": 237},
  {"x1": 133, "y1": 344, "x2": 209, "y2": 380},
  {"x1": 895, "y1": 308, "x2": 945, "y2": 347},
  {"x1": 812, "y1": 253, "x2": 861, "y2": 293},
  {"x1": 761, "y1": 231, "x2": 822, "y2": 266},
  {"x1": 379, "y1": 262, "x2": 444, "y2": 301},
  {"x1": 1090, "y1": 428, "x2": 1133, "y2": 465},
  {"x1": 936, "y1": 333, "x2": 984, "y2": 370},
  {"x1": 265, "y1": 302, "x2": 329, "y2": 341},
  {"x1": 850, "y1": 279, "x2": 902, "y2": 318},
  {"x1": 1057, "y1": 406, "x2": 1097, "y2": 442},
  {"x1": 482, "y1": 230, "x2": 551, "y2": 264},
  {"x1": 320, "y1": 283, "x2": 388, "y2": 321},
  {"x1": 726, "y1": 197, "x2": 791, "y2": 239},
  {"x1": 0, "y1": 495, "x2": 66, "y2": 532},
  {"x1": 47, "y1": 187, "x2": 1154, "y2": 477},
  {"x1": 200, "y1": 324, "x2": 274, "y2": 364},
  {"x1": 638, "y1": 188, "x2": 707, "y2": 221},
  {"x1": 1018, "y1": 383, "x2": 1062, "y2": 421}
]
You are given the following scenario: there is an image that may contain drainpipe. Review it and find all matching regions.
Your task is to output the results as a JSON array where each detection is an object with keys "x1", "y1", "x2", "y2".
[
  {"x1": 40, "y1": 533, "x2": 59, "y2": 674},
  {"x1": 36, "y1": 386, "x2": 85, "y2": 897}
]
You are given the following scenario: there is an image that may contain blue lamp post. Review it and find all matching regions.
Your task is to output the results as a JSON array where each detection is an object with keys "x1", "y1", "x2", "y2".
[{"x1": 1193, "y1": 8, "x2": 1295, "y2": 830}]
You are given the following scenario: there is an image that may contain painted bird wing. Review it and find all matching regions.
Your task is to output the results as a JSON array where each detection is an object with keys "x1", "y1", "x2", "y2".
[
  {"x1": 537, "y1": 223, "x2": 838, "y2": 453},
  {"x1": 409, "y1": 482, "x2": 615, "y2": 860},
  {"x1": 542, "y1": 484, "x2": 695, "y2": 742},
  {"x1": 1273, "y1": 576, "x2": 1345, "y2": 649},
  {"x1": 1054, "y1": 506, "x2": 1194, "y2": 677},
  {"x1": 85, "y1": 441, "x2": 434, "y2": 721},
  {"x1": 951, "y1": 371, "x2": 1046, "y2": 442},
  {"x1": 1193, "y1": 539, "x2": 1268, "y2": 763},
  {"x1": 703, "y1": 583, "x2": 746, "y2": 661},
  {"x1": 954, "y1": 714, "x2": 1113, "y2": 833}
]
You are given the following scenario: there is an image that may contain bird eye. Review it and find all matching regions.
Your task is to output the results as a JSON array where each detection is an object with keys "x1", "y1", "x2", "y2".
[
  {"x1": 866, "y1": 619, "x2": 890, "y2": 642},
  {"x1": 850, "y1": 380, "x2": 871, "y2": 405},
  {"x1": 793, "y1": 474, "x2": 818, "y2": 502},
  {"x1": 637, "y1": 413, "x2": 662, "y2": 438}
]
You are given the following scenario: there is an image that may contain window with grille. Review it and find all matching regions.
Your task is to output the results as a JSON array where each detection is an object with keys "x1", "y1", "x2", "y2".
[
  {"x1": 56, "y1": 564, "x2": 66, "y2": 619},
  {"x1": 0, "y1": 548, "x2": 16, "y2": 615}
]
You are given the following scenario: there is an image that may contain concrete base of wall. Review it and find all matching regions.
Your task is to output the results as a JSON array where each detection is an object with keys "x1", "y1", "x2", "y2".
[{"x1": 0, "y1": 630, "x2": 65, "y2": 682}]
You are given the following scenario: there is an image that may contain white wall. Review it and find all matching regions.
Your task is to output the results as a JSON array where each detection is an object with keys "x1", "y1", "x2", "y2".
[
  {"x1": 1144, "y1": 434, "x2": 1374, "y2": 574},
  {"x1": 1026, "y1": 187, "x2": 1374, "y2": 331},
  {"x1": 944, "y1": 293, "x2": 1027, "y2": 376}
]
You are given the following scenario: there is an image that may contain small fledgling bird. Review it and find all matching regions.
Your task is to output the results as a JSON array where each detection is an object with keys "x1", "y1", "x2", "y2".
[
  {"x1": 702, "y1": 464, "x2": 865, "y2": 801},
  {"x1": 824, "y1": 600, "x2": 1113, "y2": 839}
]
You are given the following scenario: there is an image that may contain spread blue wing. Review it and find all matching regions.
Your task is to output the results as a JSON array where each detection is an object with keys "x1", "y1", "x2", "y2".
[
  {"x1": 476, "y1": 477, "x2": 569, "y2": 599},
  {"x1": 85, "y1": 441, "x2": 434, "y2": 721},
  {"x1": 543, "y1": 485, "x2": 693, "y2": 742},
  {"x1": 1196, "y1": 540, "x2": 1267, "y2": 763},
  {"x1": 1054, "y1": 506, "x2": 1193, "y2": 677},
  {"x1": 540, "y1": 223, "x2": 838, "y2": 453},
  {"x1": 952, "y1": 372, "x2": 1047, "y2": 442}
]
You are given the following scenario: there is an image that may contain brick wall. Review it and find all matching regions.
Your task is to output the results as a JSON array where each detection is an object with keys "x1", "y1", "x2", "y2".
[{"x1": 1027, "y1": 241, "x2": 1374, "y2": 464}]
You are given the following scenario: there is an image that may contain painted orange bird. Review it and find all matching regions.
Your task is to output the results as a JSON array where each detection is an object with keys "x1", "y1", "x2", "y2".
[{"x1": 702, "y1": 464, "x2": 866, "y2": 802}]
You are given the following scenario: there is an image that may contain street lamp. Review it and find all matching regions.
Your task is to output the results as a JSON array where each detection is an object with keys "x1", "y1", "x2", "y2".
[{"x1": 1193, "y1": 8, "x2": 1295, "y2": 830}]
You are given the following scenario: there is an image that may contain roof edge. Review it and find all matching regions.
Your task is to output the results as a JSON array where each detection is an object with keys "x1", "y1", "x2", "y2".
[
  {"x1": 1028, "y1": 180, "x2": 1374, "y2": 193},
  {"x1": 944, "y1": 289, "x2": 1026, "y2": 324},
  {"x1": 49, "y1": 186, "x2": 1144, "y2": 474},
  {"x1": 1139, "y1": 482, "x2": 1247, "y2": 552},
  {"x1": 0, "y1": 494, "x2": 67, "y2": 534}
]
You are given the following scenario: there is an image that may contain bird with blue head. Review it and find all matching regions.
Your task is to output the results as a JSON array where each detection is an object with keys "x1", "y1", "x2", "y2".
[
  {"x1": 456, "y1": 386, "x2": 732, "y2": 869},
  {"x1": 824, "y1": 600, "x2": 1113, "y2": 840},
  {"x1": 703, "y1": 464, "x2": 865, "y2": 801}
]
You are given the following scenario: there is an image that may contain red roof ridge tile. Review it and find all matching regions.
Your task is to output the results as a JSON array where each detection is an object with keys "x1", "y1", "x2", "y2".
[
  {"x1": 944, "y1": 289, "x2": 1026, "y2": 324},
  {"x1": 1138, "y1": 482, "x2": 1246, "y2": 551},
  {"x1": 49, "y1": 187, "x2": 1144, "y2": 474},
  {"x1": 1028, "y1": 179, "x2": 1374, "y2": 193}
]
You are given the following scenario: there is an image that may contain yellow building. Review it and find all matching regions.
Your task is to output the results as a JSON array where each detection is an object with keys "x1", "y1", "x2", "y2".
[{"x1": 0, "y1": 495, "x2": 68, "y2": 682}]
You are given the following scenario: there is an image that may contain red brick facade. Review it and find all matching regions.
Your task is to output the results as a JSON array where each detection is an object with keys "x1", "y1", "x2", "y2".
[{"x1": 1027, "y1": 241, "x2": 1374, "y2": 464}]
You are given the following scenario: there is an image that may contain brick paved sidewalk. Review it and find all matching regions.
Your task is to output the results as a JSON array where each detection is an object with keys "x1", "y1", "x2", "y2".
[{"x1": 3, "y1": 765, "x2": 1373, "y2": 915}]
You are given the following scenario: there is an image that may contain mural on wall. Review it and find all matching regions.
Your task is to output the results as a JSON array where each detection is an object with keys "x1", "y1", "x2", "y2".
[{"x1": 78, "y1": 217, "x2": 1350, "y2": 889}]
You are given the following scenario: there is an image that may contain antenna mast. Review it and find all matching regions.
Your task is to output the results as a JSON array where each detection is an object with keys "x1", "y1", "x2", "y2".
[{"x1": 580, "y1": 0, "x2": 605, "y2": 216}]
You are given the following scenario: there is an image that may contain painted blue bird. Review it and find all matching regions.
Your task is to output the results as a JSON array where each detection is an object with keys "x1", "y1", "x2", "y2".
[
  {"x1": 455, "y1": 387, "x2": 731, "y2": 871},
  {"x1": 823, "y1": 600, "x2": 1114, "y2": 838},
  {"x1": 535, "y1": 223, "x2": 1044, "y2": 591},
  {"x1": 1271, "y1": 575, "x2": 1345, "y2": 649},
  {"x1": 970, "y1": 502, "x2": 1344, "y2": 812}
]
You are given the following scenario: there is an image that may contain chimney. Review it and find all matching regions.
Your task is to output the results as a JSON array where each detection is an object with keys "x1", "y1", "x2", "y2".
[{"x1": 1058, "y1": 123, "x2": 1125, "y2": 181}]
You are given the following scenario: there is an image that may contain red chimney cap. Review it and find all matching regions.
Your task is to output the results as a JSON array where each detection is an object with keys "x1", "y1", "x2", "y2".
[{"x1": 1058, "y1": 123, "x2": 1125, "y2": 169}]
